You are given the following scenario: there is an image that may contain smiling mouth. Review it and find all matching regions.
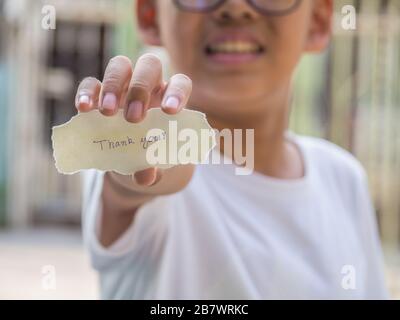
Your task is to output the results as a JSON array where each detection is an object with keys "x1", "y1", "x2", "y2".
[{"x1": 205, "y1": 41, "x2": 265, "y2": 55}]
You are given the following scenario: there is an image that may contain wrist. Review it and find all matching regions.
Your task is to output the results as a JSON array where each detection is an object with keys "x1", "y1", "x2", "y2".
[{"x1": 102, "y1": 172, "x2": 154, "y2": 214}]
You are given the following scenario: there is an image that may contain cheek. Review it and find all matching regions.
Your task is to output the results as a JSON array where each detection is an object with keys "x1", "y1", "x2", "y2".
[
  {"x1": 269, "y1": 15, "x2": 311, "y2": 73},
  {"x1": 157, "y1": 11, "x2": 203, "y2": 73}
]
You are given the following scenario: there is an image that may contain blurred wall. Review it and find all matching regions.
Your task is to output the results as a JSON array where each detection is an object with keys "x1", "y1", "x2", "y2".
[{"x1": 0, "y1": 0, "x2": 8, "y2": 226}]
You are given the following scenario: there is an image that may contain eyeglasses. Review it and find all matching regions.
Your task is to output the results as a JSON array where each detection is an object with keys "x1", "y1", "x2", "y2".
[{"x1": 173, "y1": 0, "x2": 302, "y2": 16}]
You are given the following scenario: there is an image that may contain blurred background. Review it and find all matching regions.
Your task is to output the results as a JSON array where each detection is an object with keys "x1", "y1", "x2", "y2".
[{"x1": 0, "y1": 0, "x2": 399, "y2": 299}]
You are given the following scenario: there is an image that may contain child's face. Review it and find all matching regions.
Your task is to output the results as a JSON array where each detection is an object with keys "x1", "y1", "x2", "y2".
[{"x1": 138, "y1": 0, "x2": 332, "y2": 118}]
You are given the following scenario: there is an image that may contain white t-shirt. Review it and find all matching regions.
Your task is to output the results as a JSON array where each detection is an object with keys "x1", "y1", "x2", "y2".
[{"x1": 82, "y1": 134, "x2": 388, "y2": 300}]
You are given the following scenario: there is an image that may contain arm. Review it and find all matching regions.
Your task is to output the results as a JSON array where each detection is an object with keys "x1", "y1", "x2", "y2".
[
  {"x1": 100, "y1": 165, "x2": 194, "y2": 247},
  {"x1": 76, "y1": 54, "x2": 193, "y2": 248}
]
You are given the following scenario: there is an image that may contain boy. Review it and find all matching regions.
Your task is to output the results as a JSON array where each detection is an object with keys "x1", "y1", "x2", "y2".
[{"x1": 77, "y1": 0, "x2": 388, "y2": 299}]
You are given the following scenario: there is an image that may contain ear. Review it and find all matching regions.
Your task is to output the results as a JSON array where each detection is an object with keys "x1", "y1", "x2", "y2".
[
  {"x1": 136, "y1": 0, "x2": 162, "y2": 46},
  {"x1": 304, "y1": 0, "x2": 333, "y2": 53}
]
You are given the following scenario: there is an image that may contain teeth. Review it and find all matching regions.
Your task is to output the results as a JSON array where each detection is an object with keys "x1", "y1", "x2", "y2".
[{"x1": 209, "y1": 41, "x2": 261, "y2": 54}]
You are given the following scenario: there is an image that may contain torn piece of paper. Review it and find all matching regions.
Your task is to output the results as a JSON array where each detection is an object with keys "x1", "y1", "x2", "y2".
[{"x1": 52, "y1": 108, "x2": 216, "y2": 175}]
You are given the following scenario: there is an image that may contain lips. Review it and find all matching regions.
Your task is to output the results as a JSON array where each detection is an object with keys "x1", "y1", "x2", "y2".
[
  {"x1": 206, "y1": 41, "x2": 264, "y2": 55},
  {"x1": 204, "y1": 32, "x2": 266, "y2": 64}
]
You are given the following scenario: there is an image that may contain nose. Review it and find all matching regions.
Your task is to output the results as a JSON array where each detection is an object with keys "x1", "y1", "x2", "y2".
[{"x1": 211, "y1": 0, "x2": 260, "y2": 25}]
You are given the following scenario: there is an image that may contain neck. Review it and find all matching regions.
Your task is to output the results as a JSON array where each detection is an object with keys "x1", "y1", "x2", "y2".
[{"x1": 205, "y1": 87, "x2": 304, "y2": 179}]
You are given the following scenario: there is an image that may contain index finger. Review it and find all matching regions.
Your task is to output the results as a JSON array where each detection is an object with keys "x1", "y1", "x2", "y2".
[{"x1": 75, "y1": 77, "x2": 101, "y2": 112}]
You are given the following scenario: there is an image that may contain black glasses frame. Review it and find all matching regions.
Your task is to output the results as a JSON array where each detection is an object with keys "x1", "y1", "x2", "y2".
[{"x1": 173, "y1": 0, "x2": 302, "y2": 17}]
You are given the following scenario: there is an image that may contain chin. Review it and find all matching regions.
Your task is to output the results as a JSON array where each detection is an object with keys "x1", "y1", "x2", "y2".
[
  {"x1": 206, "y1": 86, "x2": 269, "y2": 102},
  {"x1": 191, "y1": 90, "x2": 264, "y2": 114}
]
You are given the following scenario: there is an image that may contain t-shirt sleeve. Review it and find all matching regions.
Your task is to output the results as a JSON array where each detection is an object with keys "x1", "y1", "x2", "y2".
[
  {"x1": 354, "y1": 168, "x2": 389, "y2": 299},
  {"x1": 81, "y1": 170, "x2": 168, "y2": 272}
]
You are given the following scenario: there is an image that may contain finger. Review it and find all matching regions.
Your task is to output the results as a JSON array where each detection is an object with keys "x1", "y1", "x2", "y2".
[
  {"x1": 100, "y1": 55, "x2": 133, "y2": 116},
  {"x1": 133, "y1": 167, "x2": 162, "y2": 186},
  {"x1": 161, "y1": 73, "x2": 192, "y2": 114},
  {"x1": 75, "y1": 77, "x2": 101, "y2": 112},
  {"x1": 125, "y1": 53, "x2": 163, "y2": 123}
]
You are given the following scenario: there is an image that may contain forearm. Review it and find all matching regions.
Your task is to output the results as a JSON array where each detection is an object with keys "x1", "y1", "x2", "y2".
[
  {"x1": 99, "y1": 165, "x2": 195, "y2": 247},
  {"x1": 99, "y1": 173, "x2": 154, "y2": 247}
]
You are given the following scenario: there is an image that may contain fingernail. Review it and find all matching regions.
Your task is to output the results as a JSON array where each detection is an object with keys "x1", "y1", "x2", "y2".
[
  {"x1": 133, "y1": 169, "x2": 157, "y2": 186},
  {"x1": 163, "y1": 96, "x2": 180, "y2": 109},
  {"x1": 79, "y1": 94, "x2": 90, "y2": 106},
  {"x1": 101, "y1": 93, "x2": 117, "y2": 112},
  {"x1": 126, "y1": 101, "x2": 143, "y2": 121},
  {"x1": 147, "y1": 171, "x2": 157, "y2": 186}
]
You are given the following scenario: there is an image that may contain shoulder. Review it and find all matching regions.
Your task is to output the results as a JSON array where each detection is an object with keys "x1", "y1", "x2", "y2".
[{"x1": 295, "y1": 134, "x2": 368, "y2": 188}]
